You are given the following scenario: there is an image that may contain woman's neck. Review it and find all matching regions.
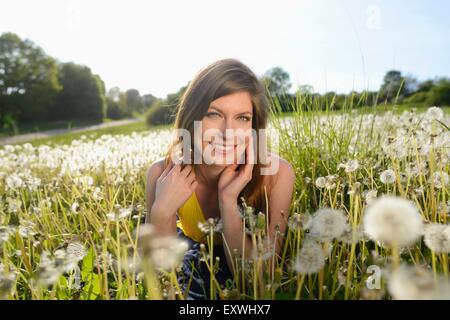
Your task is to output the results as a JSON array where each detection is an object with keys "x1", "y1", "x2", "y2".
[{"x1": 195, "y1": 164, "x2": 225, "y2": 188}]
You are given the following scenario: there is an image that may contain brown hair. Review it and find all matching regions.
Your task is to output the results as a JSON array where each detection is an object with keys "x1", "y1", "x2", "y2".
[{"x1": 164, "y1": 58, "x2": 270, "y2": 214}]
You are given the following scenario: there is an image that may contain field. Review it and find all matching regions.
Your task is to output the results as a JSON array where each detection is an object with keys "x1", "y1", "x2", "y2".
[{"x1": 0, "y1": 102, "x2": 449, "y2": 300}]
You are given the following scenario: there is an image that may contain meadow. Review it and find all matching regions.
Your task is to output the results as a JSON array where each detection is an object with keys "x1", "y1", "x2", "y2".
[{"x1": 0, "y1": 100, "x2": 449, "y2": 300}]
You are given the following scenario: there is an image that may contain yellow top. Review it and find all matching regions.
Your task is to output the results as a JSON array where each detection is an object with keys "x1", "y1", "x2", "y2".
[{"x1": 176, "y1": 192, "x2": 223, "y2": 245}]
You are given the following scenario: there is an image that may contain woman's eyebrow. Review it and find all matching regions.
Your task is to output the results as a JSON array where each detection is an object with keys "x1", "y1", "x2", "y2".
[{"x1": 209, "y1": 105, "x2": 252, "y2": 116}]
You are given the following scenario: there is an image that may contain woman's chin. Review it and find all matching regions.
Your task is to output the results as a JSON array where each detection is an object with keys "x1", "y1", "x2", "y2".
[{"x1": 204, "y1": 152, "x2": 245, "y2": 166}]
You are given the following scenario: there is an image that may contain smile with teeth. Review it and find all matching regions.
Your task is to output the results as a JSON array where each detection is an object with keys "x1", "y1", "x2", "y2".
[{"x1": 209, "y1": 141, "x2": 237, "y2": 154}]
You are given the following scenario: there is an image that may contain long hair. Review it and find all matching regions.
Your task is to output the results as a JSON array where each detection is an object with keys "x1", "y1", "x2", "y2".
[{"x1": 164, "y1": 58, "x2": 270, "y2": 214}]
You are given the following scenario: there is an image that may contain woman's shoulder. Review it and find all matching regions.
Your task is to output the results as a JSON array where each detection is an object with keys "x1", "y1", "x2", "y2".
[
  {"x1": 264, "y1": 153, "x2": 295, "y2": 192},
  {"x1": 146, "y1": 157, "x2": 166, "y2": 183}
]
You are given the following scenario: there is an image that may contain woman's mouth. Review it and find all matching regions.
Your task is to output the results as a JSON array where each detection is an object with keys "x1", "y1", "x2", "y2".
[{"x1": 209, "y1": 141, "x2": 237, "y2": 155}]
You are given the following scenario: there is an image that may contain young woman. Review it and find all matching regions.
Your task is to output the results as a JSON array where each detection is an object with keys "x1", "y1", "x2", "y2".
[{"x1": 145, "y1": 58, "x2": 295, "y2": 299}]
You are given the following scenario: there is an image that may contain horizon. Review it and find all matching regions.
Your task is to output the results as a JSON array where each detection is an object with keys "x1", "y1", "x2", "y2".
[{"x1": 1, "y1": 0, "x2": 449, "y2": 99}]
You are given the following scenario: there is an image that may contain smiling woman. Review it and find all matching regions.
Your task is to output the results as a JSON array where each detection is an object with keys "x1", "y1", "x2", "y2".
[{"x1": 144, "y1": 58, "x2": 295, "y2": 300}]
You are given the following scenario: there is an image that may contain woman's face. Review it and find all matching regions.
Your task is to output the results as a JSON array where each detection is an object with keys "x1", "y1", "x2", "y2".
[{"x1": 198, "y1": 91, "x2": 254, "y2": 166}]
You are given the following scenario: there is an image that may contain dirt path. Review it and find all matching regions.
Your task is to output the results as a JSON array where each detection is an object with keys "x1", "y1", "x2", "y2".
[{"x1": 0, "y1": 118, "x2": 143, "y2": 146}]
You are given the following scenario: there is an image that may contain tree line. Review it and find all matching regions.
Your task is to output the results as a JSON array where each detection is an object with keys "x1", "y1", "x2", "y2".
[{"x1": 1, "y1": 32, "x2": 449, "y2": 130}]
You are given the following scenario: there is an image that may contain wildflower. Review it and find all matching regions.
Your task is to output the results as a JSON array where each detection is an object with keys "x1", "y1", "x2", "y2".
[
  {"x1": 5, "y1": 173, "x2": 24, "y2": 190},
  {"x1": 308, "y1": 208, "x2": 349, "y2": 242},
  {"x1": 36, "y1": 251, "x2": 64, "y2": 286},
  {"x1": 338, "y1": 159, "x2": 359, "y2": 173},
  {"x1": 0, "y1": 267, "x2": 16, "y2": 299},
  {"x1": 387, "y1": 264, "x2": 450, "y2": 300},
  {"x1": 66, "y1": 242, "x2": 87, "y2": 261},
  {"x1": 137, "y1": 224, "x2": 189, "y2": 271},
  {"x1": 0, "y1": 226, "x2": 15, "y2": 244},
  {"x1": 6, "y1": 197, "x2": 21, "y2": 213},
  {"x1": 71, "y1": 201, "x2": 80, "y2": 214},
  {"x1": 426, "y1": 106, "x2": 444, "y2": 121},
  {"x1": 337, "y1": 224, "x2": 366, "y2": 245},
  {"x1": 198, "y1": 217, "x2": 223, "y2": 234},
  {"x1": 315, "y1": 177, "x2": 326, "y2": 189},
  {"x1": 364, "y1": 189, "x2": 378, "y2": 205},
  {"x1": 379, "y1": 169, "x2": 396, "y2": 184},
  {"x1": 437, "y1": 201, "x2": 450, "y2": 217},
  {"x1": 324, "y1": 175, "x2": 338, "y2": 190},
  {"x1": 252, "y1": 237, "x2": 275, "y2": 261},
  {"x1": 92, "y1": 187, "x2": 103, "y2": 201},
  {"x1": 239, "y1": 198, "x2": 258, "y2": 235},
  {"x1": 287, "y1": 212, "x2": 312, "y2": 231},
  {"x1": 363, "y1": 196, "x2": 424, "y2": 247},
  {"x1": 18, "y1": 221, "x2": 37, "y2": 238},
  {"x1": 431, "y1": 171, "x2": 449, "y2": 189},
  {"x1": 423, "y1": 223, "x2": 450, "y2": 254},
  {"x1": 106, "y1": 205, "x2": 132, "y2": 222},
  {"x1": 293, "y1": 240, "x2": 326, "y2": 274},
  {"x1": 95, "y1": 252, "x2": 115, "y2": 271}
]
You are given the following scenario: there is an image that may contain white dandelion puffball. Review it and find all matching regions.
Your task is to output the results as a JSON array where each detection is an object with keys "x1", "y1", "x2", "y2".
[
  {"x1": 293, "y1": 240, "x2": 325, "y2": 274},
  {"x1": 363, "y1": 196, "x2": 424, "y2": 247},
  {"x1": 432, "y1": 171, "x2": 449, "y2": 189},
  {"x1": 423, "y1": 223, "x2": 450, "y2": 254},
  {"x1": 379, "y1": 169, "x2": 396, "y2": 184},
  {"x1": 315, "y1": 177, "x2": 326, "y2": 189},
  {"x1": 426, "y1": 106, "x2": 444, "y2": 121},
  {"x1": 309, "y1": 208, "x2": 349, "y2": 242},
  {"x1": 388, "y1": 264, "x2": 450, "y2": 300},
  {"x1": 364, "y1": 189, "x2": 378, "y2": 205},
  {"x1": 66, "y1": 242, "x2": 87, "y2": 261}
]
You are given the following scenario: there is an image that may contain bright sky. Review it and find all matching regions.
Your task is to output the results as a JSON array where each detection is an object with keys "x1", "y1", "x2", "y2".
[{"x1": 1, "y1": 0, "x2": 449, "y2": 98}]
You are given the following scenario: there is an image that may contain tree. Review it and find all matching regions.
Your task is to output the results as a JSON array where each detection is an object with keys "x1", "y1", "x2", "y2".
[
  {"x1": 295, "y1": 84, "x2": 314, "y2": 95},
  {"x1": 142, "y1": 93, "x2": 157, "y2": 108},
  {"x1": 379, "y1": 70, "x2": 416, "y2": 102},
  {"x1": 260, "y1": 66, "x2": 291, "y2": 96},
  {"x1": 145, "y1": 84, "x2": 187, "y2": 126},
  {"x1": 416, "y1": 79, "x2": 434, "y2": 93},
  {"x1": 50, "y1": 62, "x2": 106, "y2": 121},
  {"x1": 0, "y1": 32, "x2": 61, "y2": 126},
  {"x1": 125, "y1": 89, "x2": 143, "y2": 114},
  {"x1": 106, "y1": 87, "x2": 127, "y2": 119}
]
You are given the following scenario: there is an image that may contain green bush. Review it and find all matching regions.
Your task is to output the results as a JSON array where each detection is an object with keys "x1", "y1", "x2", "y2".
[
  {"x1": 145, "y1": 100, "x2": 176, "y2": 126},
  {"x1": 426, "y1": 79, "x2": 450, "y2": 106},
  {"x1": 403, "y1": 91, "x2": 429, "y2": 104}
]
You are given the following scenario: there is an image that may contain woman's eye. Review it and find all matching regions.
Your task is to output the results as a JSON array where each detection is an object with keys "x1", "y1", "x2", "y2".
[
  {"x1": 206, "y1": 112, "x2": 221, "y2": 118},
  {"x1": 238, "y1": 116, "x2": 252, "y2": 122}
]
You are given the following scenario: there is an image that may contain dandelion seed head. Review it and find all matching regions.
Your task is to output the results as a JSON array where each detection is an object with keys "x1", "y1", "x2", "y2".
[
  {"x1": 315, "y1": 177, "x2": 326, "y2": 189},
  {"x1": 66, "y1": 242, "x2": 87, "y2": 261},
  {"x1": 364, "y1": 189, "x2": 378, "y2": 205},
  {"x1": 293, "y1": 240, "x2": 326, "y2": 274},
  {"x1": 309, "y1": 208, "x2": 348, "y2": 242},
  {"x1": 423, "y1": 223, "x2": 450, "y2": 254},
  {"x1": 388, "y1": 264, "x2": 450, "y2": 300},
  {"x1": 426, "y1": 106, "x2": 444, "y2": 121},
  {"x1": 432, "y1": 171, "x2": 449, "y2": 189},
  {"x1": 380, "y1": 169, "x2": 396, "y2": 184},
  {"x1": 363, "y1": 196, "x2": 424, "y2": 247}
]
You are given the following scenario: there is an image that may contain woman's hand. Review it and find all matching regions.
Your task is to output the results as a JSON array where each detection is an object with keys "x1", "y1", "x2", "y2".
[
  {"x1": 152, "y1": 161, "x2": 198, "y2": 216},
  {"x1": 218, "y1": 135, "x2": 255, "y2": 203}
]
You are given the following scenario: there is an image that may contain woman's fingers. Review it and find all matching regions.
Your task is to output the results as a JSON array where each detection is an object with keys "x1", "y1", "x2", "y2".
[
  {"x1": 186, "y1": 169, "x2": 196, "y2": 184},
  {"x1": 180, "y1": 164, "x2": 193, "y2": 178},
  {"x1": 159, "y1": 160, "x2": 174, "y2": 180},
  {"x1": 243, "y1": 135, "x2": 254, "y2": 176},
  {"x1": 190, "y1": 179, "x2": 198, "y2": 191}
]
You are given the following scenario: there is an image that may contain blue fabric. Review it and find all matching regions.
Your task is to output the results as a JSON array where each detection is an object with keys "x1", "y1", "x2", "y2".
[{"x1": 176, "y1": 226, "x2": 233, "y2": 300}]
